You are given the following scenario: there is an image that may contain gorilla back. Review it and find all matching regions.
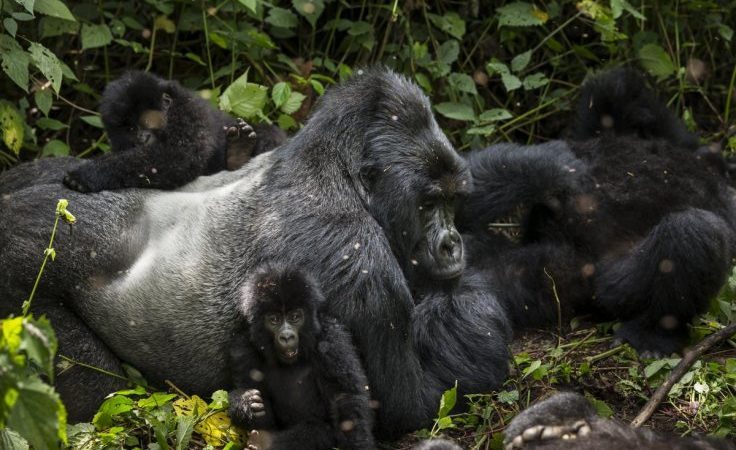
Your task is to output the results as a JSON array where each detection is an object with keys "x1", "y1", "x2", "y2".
[{"x1": 0, "y1": 67, "x2": 508, "y2": 437}]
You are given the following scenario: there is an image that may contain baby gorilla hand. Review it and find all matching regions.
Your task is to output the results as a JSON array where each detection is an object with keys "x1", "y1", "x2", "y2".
[
  {"x1": 243, "y1": 389, "x2": 265, "y2": 418},
  {"x1": 229, "y1": 388, "x2": 266, "y2": 426}
]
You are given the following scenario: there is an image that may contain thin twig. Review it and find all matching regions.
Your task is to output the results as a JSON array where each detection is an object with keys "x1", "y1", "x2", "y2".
[{"x1": 631, "y1": 322, "x2": 736, "y2": 427}]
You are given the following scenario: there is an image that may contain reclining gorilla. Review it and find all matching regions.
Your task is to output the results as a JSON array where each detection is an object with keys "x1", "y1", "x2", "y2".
[
  {"x1": 0, "y1": 67, "x2": 510, "y2": 435},
  {"x1": 459, "y1": 68, "x2": 736, "y2": 356}
]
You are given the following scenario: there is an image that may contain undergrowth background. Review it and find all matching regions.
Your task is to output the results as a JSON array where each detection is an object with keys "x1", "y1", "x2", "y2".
[{"x1": 1, "y1": 0, "x2": 736, "y2": 449}]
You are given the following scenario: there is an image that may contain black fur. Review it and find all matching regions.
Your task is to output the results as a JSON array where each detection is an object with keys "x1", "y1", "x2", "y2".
[
  {"x1": 504, "y1": 392, "x2": 736, "y2": 450},
  {"x1": 228, "y1": 265, "x2": 373, "y2": 450},
  {"x1": 459, "y1": 69, "x2": 736, "y2": 355},
  {"x1": 63, "y1": 71, "x2": 286, "y2": 192},
  {"x1": 0, "y1": 67, "x2": 509, "y2": 437}
]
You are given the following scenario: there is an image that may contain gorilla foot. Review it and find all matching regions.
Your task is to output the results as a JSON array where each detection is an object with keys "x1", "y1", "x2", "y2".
[
  {"x1": 63, "y1": 169, "x2": 96, "y2": 193},
  {"x1": 505, "y1": 420, "x2": 591, "y2": 449},
  {"x1": 613, "y1": 318, "x2": 685, "y2": 358},
  {"x1": 225, "y1": 118, "x2": 256, "y2": 140}
]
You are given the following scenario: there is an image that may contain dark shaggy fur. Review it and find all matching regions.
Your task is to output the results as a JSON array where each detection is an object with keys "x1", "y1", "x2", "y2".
[
  {"x1": 504, "y1": 392, "x2": 736, "y2": 450},
  {"x1": 0, "y1": 67, "x2": 509, "y2": 436},
  {"x1": 228, "y1": 265, "x2": 373, "y2": 450},
  {"x1": 459, "y1": 68, "x2": 736, "y2": 355},
  {"x1": 63, "y1": 71, "x2": 286, "y2": 192}
]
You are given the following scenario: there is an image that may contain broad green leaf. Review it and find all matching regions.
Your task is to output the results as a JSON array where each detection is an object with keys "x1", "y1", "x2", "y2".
[
  {"x1": 93, "y1": 395, "x2": 134, "y2": 429},
  {"x1": 20, "y1": 317, "x2": 57, "y2": 379},
  {"x1": 4, "y1": 18, "x2": 18, "y2": 37},
  {"x1": 7, "y1": 377, "x2": 67, "y2": 450},
  {"x1": 38, "y1": 17, "x2": 79, "y2": 39},
  {"x1": 175, "y1": 416, "x2": 196, "y2": 450},
  {"x1": 0, "y1": 35, "x2": 30, "y2": 91},
  {"x1": 435, "y1": 415, "x2": 454, "y2": 430},
  {"x1": 348, "y1": 20, "x2": 372, "y2": 36},
  {"x1": 237, "y1": 0, "x2": 257, "y2": 13},
  {"x1": 0, "y1": 101, "x2": 24, "y2": 154},
  {"x1": 511, "y1": 50, "x2": 532, "y2": 72},
  {"x1": 611, "y1": 0, "x2": 645, "y2": 20},
  {"x1": 138, "y1": 392, "x2": 177, "y2": 409},
  {"x1": 35, "y1": 90, "x2": 53, "y2": 117},
  {"x1": 523, "y1": 72, "x2": 549, "y2": 90},
  {"x1": 638, "y1": 43, "x2": 675, "y2": 80},
  {"x1": 586, "y1": 395, "x2": 613, "y2": 418},
  {"x1": 436, "y1": 40, "x2": 460, "y2": 66},
  {"x1": 208, "y1": 390, "x2": 229, "y2": 410},
  {"x1": 81, "y1": 23, "x2": 113, "y2": 50},
  {"x1": 497, "y1": 2, "x2": 549, "y2": 27},
  {"x1": 292, "y1": 0, "x2": 324, "y2": 27},
  {"x1": 280, "y1": 91, "x2": 306, "y2": 115},
  {"x1": 718, "y1": 24, "x2": 733, "y2": 42},
  {"x1": 271, "y1": 82, "x2": 291, "y2": 109},
  {"x1": 33, "y1": 0, "x2": 76, "y2": 21},
  {"x1": 479, "y1": 108, "x2": 512, "y2": 122},
  {"x1": 414, "y1": 72, "x2": 432, "y2": 93},
  {"x1": 0, "y1": 429, "x2": 29, "y2": 450},
  {"x1": 496, "y1": 389, "x2": 519, "y2": 404},
  {"x1": 309, "y1": 78, "x2": 324, "y2": 95},
  {"x1": 28, "y1": 42, "x2": 62, "y2": 93},
  {"x1": 501, "y1": 73, "x2": 522, "y2": 91},
  {"x1": 427, "y1": 12, "x2": 465, "y2": 40},
  {"x1": 522, "y1": 360, "x2": 541, "y2": 379},
  {"x1": 448, "y1": 72, "x2": 477, "y2": 95},
  {"x1": 435, "y1": 102, "x2": 475, "y2": 122},
  {"x1": 466, "y1": 124, "x2": 496, "y2": 136},
  {"x1": 265, "y1": 7, "x2": 298, "y2": 29},
  {"x1": 80, "y1": 115, "x2": 103, "y2": 128},
  {"x1": 14, "y1": 0, "x2": 35, "y2": 15},
  {"x1": 154, "y1": 15, "x2": 175, "y2": 33},
  {"x1": 219, "y1": 73, "x2": 268, "y2": 119},
  {"x1": 486, "y1": 59, "x2": 510, "y2": 76},
  {"x1": 41, "y1": 139, "x2": 69, "y2": 156},
  {"x1": 437, "y1": 383, "x2": 457, "y2": 418},
  {"x1": 644, "y1": 359, "x2": 670, "y2": 379},
  {"x1": 277, "y1": 114, "x2": 297, "y2": 130}
]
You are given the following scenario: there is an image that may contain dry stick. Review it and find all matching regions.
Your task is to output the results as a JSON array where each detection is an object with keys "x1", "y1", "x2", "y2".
[{"x1": 631, "y1": 322, "x2": 736, "y2": 428}]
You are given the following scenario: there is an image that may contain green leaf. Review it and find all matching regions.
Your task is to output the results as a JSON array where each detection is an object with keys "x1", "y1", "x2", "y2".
[
  {"x1": 0, "y1": 35, "x2": 30, "y2": 92},
  {"x1": 427, "y1": 12, "x2": 466, "y2": 39},
  {"x1": 0, "y1": 429, "x2": 29, "y2": 450},
  {"x1": 20, "y1": 317, "x2": 57, "y2": 379},
  {"x1": 511, "y1": 50, "x2": 532, "y2": 72},
  {"x1": 14, "y1": 0, "x2": 35, "y2": 15},
  {"x1": 586, "y1": 395, "x2": 613, "y2": 418},
  {"x1": 638, "y1": 43, "x2": 675, "y2": 80},
  {"x1": 611, "y1": 0, "x2": 645, "y2": 20},
  {"x1": 497, "y1": 2, "x2": 549, "y2": 27},
  {"x1": 522, "y1": 359, "x2": 542, "y2": 379},
  {"x1": 154, "y1": 15, "x2": 175, "y2": 33},
  {"x1": 292, "y1": 0, "x2": 324, "y2": 27},
  {"x1": 33, "y1": 0, "x2": 76, "y2": 21},
  {"x1": 138, "y1": 392, "x2": 177, "y2": 409},
  {"x1": 80, "y1": 115, "x2": 103, "y2": 128},
  {"x1": 81, "y1": 23, "x2": 113, "y2": 50},
  {"x1": 467, "y1": 124, "x2": 496, "y2": 136},
  {"x1": 265, "y1": 7, "x2": 298, "y2": 29},
  {"x1": 7, "y1": 377, "x2": 67, "y2": 450},
  {"x1": 437, "y1": 383, "x2": 457, "y2": 418},
  {"x1": 277, "y1": 114, "x2": 297, "y2": 130},
  {"x1": 448, "y1": 73, "x2": 477, "y2": 95},
  {"x1": 219, "y1": 73, "x2": 268, "y2": 119},
  {"x1": 501, "y1": 73, "x2": 522, "y2": 91},
  {"x1": 4, "y1": 18, "x2": 18, "y2": 37},
  {"x1": 41, "y1": 139, "x2": 69, "y2": 156},
  {"x1": 479, "y1": 108, "x2": 512, "y2": 122},
  {"x1": 280, "y1": 91, "x2": 306, "y2": 115},
  {"x1": 271, "y1": 82, "x2": 291, "y2": 109},
  {"x1": 35, "y1": 90, "x2": 53, "y2": 117},
  {"x1": 175, "y1": 415, "x2": 196, "y2": 450},
  {"x1": 435, "y1": 415, "x2": 455, "y2": 430},
  {"x1": 38, "y1": 17, "x2": 79, "y2": 39},
  {"x1": 435, "y1": 102, "x2": 475, "y2": 122},
  {"x1": 0, "y1": 100, "x2": 25, "y2": 155},
  {"x1": 718, "y1": 24, "x2": 733, "y2": 42},
  {"x1": 496, "y1": 389, "x2": 519, "y2": 404},
  {"x1": 237, "y1": 0, "x2": 257, "y2": 14},
  {"x1": 28, "y1": 42, "x2": 62, "y2": 93},
  {"x1": 309, "y1": 78, "x2": 325, "y2": 95},
  {"x1": 486, "y1": 59, "x2": 510, "y2": 76},
  {"x1": 93, "y1": 395, "x2": 134, "y2": 429},
  {"x1": 208, "y1": 390, "x2": 229, "y2": 409},
  {"x1": 523, "y1": 72, "x2": 550, "y2": 90},
  {"x1": 436, "y1": 40, "x2": 460, "y2": 66},
  {"x1": 348, "y1": 20, "x2": 372, "y2": 36}
]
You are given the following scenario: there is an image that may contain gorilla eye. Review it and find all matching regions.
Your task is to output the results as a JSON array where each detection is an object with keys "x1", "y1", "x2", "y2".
[
  {"x1": 288, "y1": 309, "x2": 303, "y2": 323},
  {"x1": 266, "y1": 314, "x2": 281, "y2": 325}
]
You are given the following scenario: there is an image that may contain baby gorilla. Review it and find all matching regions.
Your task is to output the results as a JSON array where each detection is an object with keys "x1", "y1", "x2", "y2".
[
  {"x1": 228, "y1": 265, "x2": 374, "y2": 450},
  {"x1": 64, "y1": 71, "x2": 285, "y2": 192}
]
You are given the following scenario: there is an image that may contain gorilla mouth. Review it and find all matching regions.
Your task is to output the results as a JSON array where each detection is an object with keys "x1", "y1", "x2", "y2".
[
  {"x1": 280, "y1": 349, "x2": 299, "y2": 362},
  {"x1": 430, "y1": 263, "x2": 464, "y2": 280}
]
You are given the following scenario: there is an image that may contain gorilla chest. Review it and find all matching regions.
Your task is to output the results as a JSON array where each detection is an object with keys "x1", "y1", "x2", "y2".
[{"x1": 266, "y1": 366, "x2": 327, "y2": 426}]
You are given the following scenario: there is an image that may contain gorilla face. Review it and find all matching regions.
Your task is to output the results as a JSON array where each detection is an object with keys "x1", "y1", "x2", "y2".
[{"x1": 263, "y1": 308, "x2": 305, "y2": 364}]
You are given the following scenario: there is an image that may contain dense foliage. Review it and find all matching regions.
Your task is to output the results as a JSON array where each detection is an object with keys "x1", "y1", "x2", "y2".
[{"x1": 1, "y1": 0, "x2": 736, "y2": 448}]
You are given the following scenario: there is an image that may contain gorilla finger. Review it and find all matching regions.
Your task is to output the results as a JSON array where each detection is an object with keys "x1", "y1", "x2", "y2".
[
  {"x1": 250, "y1": 402, "x2": 265, "y2": 411},
  {"x1": 244, "y1": 389, "x2": 261, "y2": 397},
  {"x1": 253, "y1": 410, "x2": 266, "y2": 418}
]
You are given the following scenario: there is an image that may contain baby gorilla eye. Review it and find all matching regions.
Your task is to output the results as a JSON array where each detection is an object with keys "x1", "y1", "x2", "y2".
[
  {"x1": 267, "y1": 314, "x2": 281, "y2": 325},
  {"x1": 288, "y1": 309, "x2": 304, "y2": 323}
]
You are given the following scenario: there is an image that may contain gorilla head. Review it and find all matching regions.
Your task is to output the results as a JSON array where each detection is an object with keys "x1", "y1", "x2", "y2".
[
  {"x1": 358, "y1": 71, "x2": 472, "y2": 284},
  {"x1": 239, "y1": 266, "x2": 323, "y2": 366}
]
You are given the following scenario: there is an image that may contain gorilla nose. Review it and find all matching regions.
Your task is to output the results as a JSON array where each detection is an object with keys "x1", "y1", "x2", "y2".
[
  {"x1": 437, "y1": 229, "x2": 463, "y2": 264},
  {"x1": 278, "y1": 331, "x2": 296, "y2": 346}
]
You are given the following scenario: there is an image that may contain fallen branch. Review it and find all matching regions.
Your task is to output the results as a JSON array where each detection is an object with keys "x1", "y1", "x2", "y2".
[{"x1": 631, "y1": 322, "x2": 736, "y2": 427}]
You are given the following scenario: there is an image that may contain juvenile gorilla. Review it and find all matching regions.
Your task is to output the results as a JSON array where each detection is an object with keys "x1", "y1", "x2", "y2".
[
  {"x1": 459, "y1": 68, "x2": 736, "y2": 355},
  {"x1": 228, "y1": 265, "x2": 373, "y2": 450},
  {"x1": 503, "y1": 392, "x2": 736, "y2": 450},
  {"x1": 0, "y1": 67, "x2": 509, "y2": 435},
  {"x1": 63, "y1": 71, "x2": 286, "y2": 192}
]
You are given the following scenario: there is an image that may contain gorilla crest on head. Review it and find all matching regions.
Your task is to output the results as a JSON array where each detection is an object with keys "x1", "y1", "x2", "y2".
[{"x1": 239, "y1": 265, "x2": 322, "y2": 366}]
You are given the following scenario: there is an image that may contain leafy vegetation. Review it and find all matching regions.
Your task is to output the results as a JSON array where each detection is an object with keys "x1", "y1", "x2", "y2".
[{"x1": 1, "y1": 0, "x2": 736, "y2": 448}]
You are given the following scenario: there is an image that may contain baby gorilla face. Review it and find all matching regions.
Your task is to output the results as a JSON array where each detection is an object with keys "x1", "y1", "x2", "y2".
[{"x1": 264, "y1": 308, "x2": 305, "y2": 364}]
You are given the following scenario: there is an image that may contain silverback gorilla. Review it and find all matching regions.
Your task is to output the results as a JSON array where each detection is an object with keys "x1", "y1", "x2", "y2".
[
  {"x1": 459, "y1": 68, "x2": 736, "y2": 356},
  {"x1": 0, "y1": 67, "x2": 510, "y2": 437}
]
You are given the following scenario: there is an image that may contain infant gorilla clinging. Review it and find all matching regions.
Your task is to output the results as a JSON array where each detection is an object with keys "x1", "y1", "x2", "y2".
[{"x1": 228, "y1": 265, "x2": 374, "y2": 450}]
